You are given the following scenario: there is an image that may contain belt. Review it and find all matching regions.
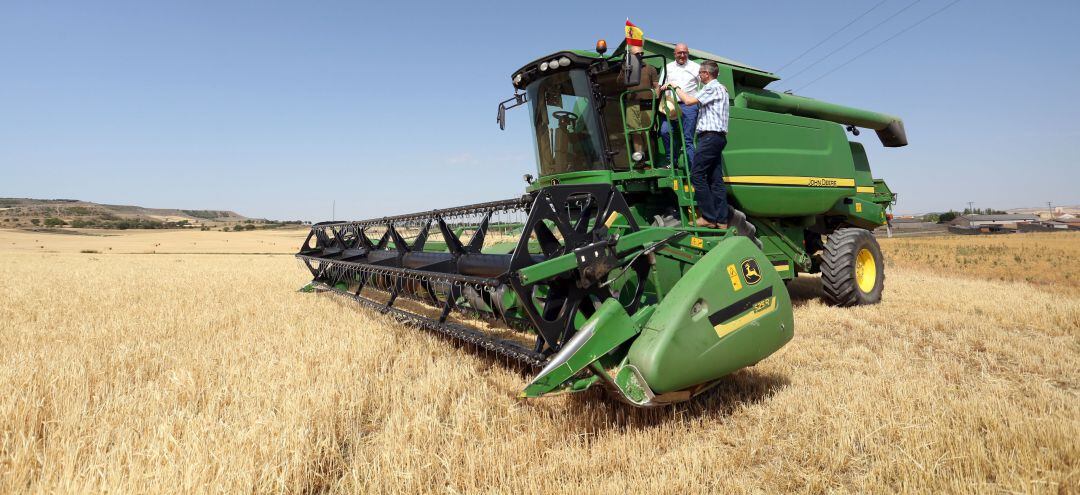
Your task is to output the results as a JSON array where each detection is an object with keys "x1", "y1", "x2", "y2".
[{"x1": 698, "y1": 130, "x2": 727, "y2": 136}]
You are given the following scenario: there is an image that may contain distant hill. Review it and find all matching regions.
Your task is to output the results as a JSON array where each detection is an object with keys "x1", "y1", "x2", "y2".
[
  {"x1": 0, "y1": 198, "x2": 254, "y2": 229},
  {"x1": 1006, "y1": 205, "x2": 1079, "y2": 217},
  {"x1": 896, "y1": 204, "x2": 1078, "y2": 219}
]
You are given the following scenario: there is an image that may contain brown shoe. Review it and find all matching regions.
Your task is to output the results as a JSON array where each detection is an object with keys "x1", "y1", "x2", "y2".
[
  {"x1": 714, "y1": 223, "x2": 729, "y2": 229},
  {"x1": 694, "y1": 217, "x2": 715, "y2": 228}
]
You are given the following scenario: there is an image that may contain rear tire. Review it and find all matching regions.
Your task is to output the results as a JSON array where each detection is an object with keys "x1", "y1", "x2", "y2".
[{"x1": 821, "y1": 228, "x2": 884, "y2": 306}]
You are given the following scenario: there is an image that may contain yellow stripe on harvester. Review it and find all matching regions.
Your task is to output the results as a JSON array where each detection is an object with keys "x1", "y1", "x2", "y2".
[
  {"x1": 856, "y1": 186, "x2": 876, "y2": 194},
  {"x1": 714, "y1": 297, "x2": 777, "y2": 338},
  {"x1": 723, "y1": 175, "x2": 856, "y2": 188}
]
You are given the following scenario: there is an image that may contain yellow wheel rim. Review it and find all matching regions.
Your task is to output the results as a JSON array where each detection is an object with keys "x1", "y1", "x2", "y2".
[{"x1": 855, "y1": 248, "x2": 877, "y2": 293}]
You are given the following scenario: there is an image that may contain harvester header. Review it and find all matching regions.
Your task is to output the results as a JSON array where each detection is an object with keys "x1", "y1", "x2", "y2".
[{"x1": 298, "y1": 34, "x2": 902, "y2": 406}]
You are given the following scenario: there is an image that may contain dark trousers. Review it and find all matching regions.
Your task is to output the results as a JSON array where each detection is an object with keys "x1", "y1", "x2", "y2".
[{"x1": 691, "y1": 131, "x2": 729, "y2": 223}]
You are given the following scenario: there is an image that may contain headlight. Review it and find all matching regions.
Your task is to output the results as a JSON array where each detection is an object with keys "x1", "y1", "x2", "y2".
[
  {"x1": 549, "y1": 59, "x2": 561, "y2": 68},
  {"x1": 631, "y1": 151, "x2": 644, "y2": 163},
  {"x1": 539, "y1": 62, "x2": 549, "y2": 71},
  {"x1": 513, "y1": 74, "x2": 522, "y2": 85}
]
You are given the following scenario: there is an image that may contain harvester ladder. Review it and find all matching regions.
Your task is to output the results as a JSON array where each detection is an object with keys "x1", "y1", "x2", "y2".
[
  {"x1": 619, "y1": 87, "x2": 701, "y2": 228},
  {"x1": 619, "y1": 87, "x2": 661, "y2": 169}
]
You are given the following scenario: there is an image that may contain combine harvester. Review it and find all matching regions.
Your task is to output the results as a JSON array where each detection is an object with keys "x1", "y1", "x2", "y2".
[{"x1": 297, "y1": 37, "x2": 903, "y2": 406}]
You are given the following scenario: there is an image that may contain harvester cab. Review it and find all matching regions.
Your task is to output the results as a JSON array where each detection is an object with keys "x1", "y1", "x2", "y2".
[
  {"x1": 505, "y1": 49, "x2": 681, "y2": 177},
  {"x1": 298, "y1": 37, "x2": 904, "y2": 406}
]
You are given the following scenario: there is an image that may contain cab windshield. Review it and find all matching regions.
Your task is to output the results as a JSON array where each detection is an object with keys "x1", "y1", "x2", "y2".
[{"x1": 526, "y1": 70, "x2": 606, "y2": 176}]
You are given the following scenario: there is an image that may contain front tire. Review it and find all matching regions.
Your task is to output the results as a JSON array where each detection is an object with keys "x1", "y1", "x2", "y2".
[{"x1": 821, "y1": 228, "x2": 884, "y2": 306}]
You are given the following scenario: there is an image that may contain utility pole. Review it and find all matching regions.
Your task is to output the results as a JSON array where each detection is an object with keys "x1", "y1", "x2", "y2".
[
  {"x1": 1047, "y1": 201, "x2": 1053, "y2": 219},
  {"x1": 966, "y1": 201, "x2": 974, "y2": 216},
  {"x1": 332, "y1": 200, "x2": 336, "y2": 221}
]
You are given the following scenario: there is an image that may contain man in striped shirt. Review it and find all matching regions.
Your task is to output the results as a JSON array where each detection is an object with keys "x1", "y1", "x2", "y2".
[{"x1": 663, "y1": 60, "x2": 730, "y2": 228}]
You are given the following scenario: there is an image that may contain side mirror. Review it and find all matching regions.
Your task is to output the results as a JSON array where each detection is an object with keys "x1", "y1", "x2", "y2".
[
  {"x1": 497, "y1": 92, "x2": 528, "y2": 131},
  {"x1": 622, "y1": 52, "x2": 643, "y2": 86}
]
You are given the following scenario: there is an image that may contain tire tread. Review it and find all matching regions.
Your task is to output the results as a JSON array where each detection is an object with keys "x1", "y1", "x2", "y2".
[{"x1": 821, "y1": 228, "x2": 884, "y2": 306}]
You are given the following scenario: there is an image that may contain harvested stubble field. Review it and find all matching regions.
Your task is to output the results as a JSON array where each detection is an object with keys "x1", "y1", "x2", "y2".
[{"x1": 1, "y1": 228, "x2": 1077, "y2": 493}]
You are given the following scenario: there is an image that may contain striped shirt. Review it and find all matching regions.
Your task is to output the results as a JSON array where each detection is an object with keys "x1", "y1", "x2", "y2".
[{"x1": 696, "y1": 79, "x2": 729, "y2": 133}]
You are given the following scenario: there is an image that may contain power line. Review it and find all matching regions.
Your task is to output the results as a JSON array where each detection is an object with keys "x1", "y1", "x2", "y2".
[
  {"x1": 782, "y1": 0, "x2": 926, "y2": 84},
  {"x1": 776, "y1": 0, "x2": 889, "y2": 73},
  {"x1": 794, "y1": 0, "x2": 962, "y2": 92}
]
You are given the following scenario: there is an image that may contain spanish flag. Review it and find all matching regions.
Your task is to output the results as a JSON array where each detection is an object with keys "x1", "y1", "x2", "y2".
[{"x1": 625, "y1": 19, "x2": 643, "y2": 47}]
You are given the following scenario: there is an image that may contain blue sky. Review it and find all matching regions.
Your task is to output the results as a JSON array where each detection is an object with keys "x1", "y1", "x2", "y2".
[{"x1": 2, "y1": 0, "x2": 1077, "y2": 219}]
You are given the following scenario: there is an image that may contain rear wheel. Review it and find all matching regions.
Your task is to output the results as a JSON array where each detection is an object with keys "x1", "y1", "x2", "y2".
[{"x1": 821, "y1": 228, "x2": 884, "y2": 306}]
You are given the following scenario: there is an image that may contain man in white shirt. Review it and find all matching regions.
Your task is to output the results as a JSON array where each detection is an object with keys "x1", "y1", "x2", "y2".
[{"x1": 659, "y1": 43, "x2": 701, "y2": 168}]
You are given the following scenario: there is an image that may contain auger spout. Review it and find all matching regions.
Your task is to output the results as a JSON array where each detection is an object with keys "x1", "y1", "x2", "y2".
[{"x1": 734, "y1": 90, "x2": 907, "y2": 147}]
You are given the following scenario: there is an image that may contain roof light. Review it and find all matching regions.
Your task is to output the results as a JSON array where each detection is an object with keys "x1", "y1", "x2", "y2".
[
  {"x1": 539, "y1": 61, "x2": 549, "y2": 71},
  {"x1": 596, "y1": 39, "x2": 607, "y2": 55},
  {"x1": 558, "y1": 56, "x2": 571, "y2": 67},
  {"x1": 513, "y1": 74, "x2": 522, "y2": 85},
  {"x1": 549, "y1": 59, "x2": 560, "y2": 68}
]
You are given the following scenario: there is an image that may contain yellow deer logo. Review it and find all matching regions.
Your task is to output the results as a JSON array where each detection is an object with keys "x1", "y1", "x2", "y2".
[{"x1": 741, "y1": 259, "x2": 762, "y2": 285}]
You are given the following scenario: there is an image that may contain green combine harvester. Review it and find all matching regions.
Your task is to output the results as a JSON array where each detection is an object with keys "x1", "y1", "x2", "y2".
[{"x1": 297, "y1": 38, "x2": 902, "y2": 406}]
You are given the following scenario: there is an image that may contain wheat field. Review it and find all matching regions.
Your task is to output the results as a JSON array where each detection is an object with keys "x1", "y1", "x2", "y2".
[{"x1": 0, "y1": 229, "x2": 1077, "y2": 493}]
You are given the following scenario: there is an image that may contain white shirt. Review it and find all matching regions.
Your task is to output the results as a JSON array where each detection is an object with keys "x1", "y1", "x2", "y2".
[
  {"x1": 696, "y1": 79, "x2": 730, "y2": 133},
  {"x1": 662, "y1": 59, "x2": 701, "y2": 101}
]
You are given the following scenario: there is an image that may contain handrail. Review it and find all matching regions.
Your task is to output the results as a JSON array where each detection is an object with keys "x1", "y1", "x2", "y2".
[{"x1": 618, "y1": 87, "x2": 660, "y2": 169}]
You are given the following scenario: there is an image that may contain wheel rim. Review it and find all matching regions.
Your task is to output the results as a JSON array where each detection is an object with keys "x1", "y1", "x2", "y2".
[{"x1": 855, "y1": 248, "x2": 877, "y2": 293}]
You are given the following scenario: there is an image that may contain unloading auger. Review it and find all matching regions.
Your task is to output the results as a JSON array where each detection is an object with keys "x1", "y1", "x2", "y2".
[{"x1": 297, "y1": 37, "x2": 901, "y2": 406}]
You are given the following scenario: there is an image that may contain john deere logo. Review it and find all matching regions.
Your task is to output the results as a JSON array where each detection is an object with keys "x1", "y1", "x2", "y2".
[{"x1": 741, "y1": 258, "x2": 762, "y2": 285}]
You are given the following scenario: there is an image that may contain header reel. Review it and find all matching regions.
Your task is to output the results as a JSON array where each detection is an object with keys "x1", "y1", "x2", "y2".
[{"x1": 299, "y1": 184, "x2": 649, "y2": 365}]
